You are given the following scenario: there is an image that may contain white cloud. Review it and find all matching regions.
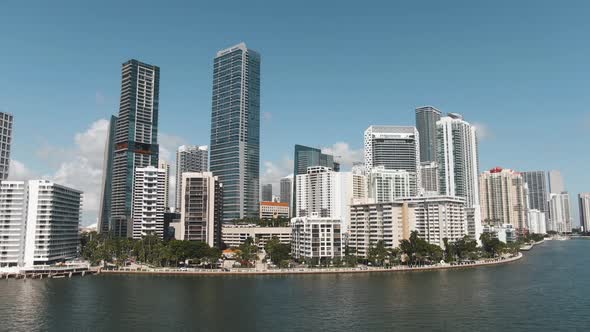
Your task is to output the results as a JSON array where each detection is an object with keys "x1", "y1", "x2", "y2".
[
  {"x1": 473, "y1": 122, "x2": 493, "y2": 141},
  {"x1": 260, "y1": 156, "x2": 293, "y2": 195},
  {"x1": 7, "y1": 160, "x2": 37, "y2": 180},
  {"x1": 321, "y1": 142, "x2": 363, "y2": 170}
]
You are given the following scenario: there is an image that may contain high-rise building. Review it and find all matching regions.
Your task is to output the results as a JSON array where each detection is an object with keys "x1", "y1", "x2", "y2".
[
  {"x1": 132, "y1": 166, "x2": 166, "y2": 239},
  {"x1": 178, "y1": 172, "x2": 223, "y2": 247},
  {"x1": 479, "y1": 167, "x2": 527, "y2": 232},
  {"x1": 210, "y1": 42, "x2": 260, "y2": 222},
  {"x1": 579, "y1": 193, "x2": 590, "y2": 233},
  {"x1": 527, "y1": 209, "x2": 547, "y2": 234},
  {"x1": 0, "y1": 180, "x2": 82, "y2": 267},
  {"x1": 98, "y1": 115, "x2": 117, "y2": 234},
  {"x1": 158, "y1": 160, "x2": 170, "y2": 211},
  {"x1": 110, "y1": 60, "x2": 160, "y2": 237},
  {"x1": 279, "y1": 176, "x2": 293, "y2": 206},
  {"x1": 548, "y1": 170, "x2": 566, "y2": 194},
  {"x1": 436, "y1": 115, "x2": 480, "y2": 208},
  {"x1": 415, "y1": 106, "x2": 441, "y2": 163},
  {"x1": 175, "y1": 145, "x2": 208, "y2": 210},
  {"x1": 0, "y1": 112, "x2": 13, "y2": 180},
  {"x1": 291, "y1": 215, "x2": 342, "y2": 262},
  {"x1": 261, "y1": 184, "x2": 273, "y2": 202},
  {"x1": 292, "y1": 144, "x2": 340, "y2": 215},
  {"x1": 364, "y1": 126, "x2": 421, "y2": 195},
  {"x1": 548, "y1": 192, "x2": 572, "y2": 233},
  {"x1": 367, "y1": 166, "x2": 411, "y2": 203},
  {"x1": 521, "y1": 171, "x2": 549, "y2": 214},
  {"x1": 420, "y1": 161, "x2": 439, "y2": 194}
]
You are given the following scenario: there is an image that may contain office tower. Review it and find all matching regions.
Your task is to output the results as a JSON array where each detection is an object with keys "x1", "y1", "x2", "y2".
[
  {"x1": 548, "y1": 193, "x2": 572, "y2": 233},
  {"x1": 420, "y1": 161, "x2": 439, "y2": 194},
  {"x1": 110, "y1": 60, "x2": 160, "y2": 237},
  {"x1": 579, "y1": 193, "x2": 590, "y2": 232},
  {"x1": 527, "y1": 209, "x2": 547, "y2": 234},
  {"x1": 279, "y1": 176, "x2": 292, "y2": 206},
  {"x1": 292, "y1": 144, "x2": 340, "y2": 215},
  {"x1": 0, "y1": 112, "x2": 13, "y2": 180},
  {"x1": 158, "y1": 160, "x2": 170, "y2": 211},
  {"x1": 0, "y1": 180, "x2": 82, "y2": 267},
  {"x1": 295, "y1": 166, "x2": 364, "y2": 233},
  {"x1": 349, "y1": 200, "x2": 415, "y2": 258},
  {"x1": 364, "y1": 126, "x2": 421, "y2": 195},
  {"x1": 98, "y1": 115, "x2": 117, "y2": 234},
  {"x1": 436, "y1": 115, "x2": 480, "y2": 207},
  {"x1": 415, "y1": 106, "x2": 441, "y2": 163},
  {"x1": 175, "y1": 145, "x2": 208, "y2": 210},
  {"x1": 368, "y1": 166, "x2": 411, "y2": 203},
  {"x1": 548, "y1": 170, "x2": 566, "y2": 193},
  {"x1": 132, "y1": 166, "x2": 166, "y2": 239},
  {"x1": 210, "y1": 42, "x2": 260, "y2": 222},
  {"x1": 178, "y1": 172, "x2": 223, "y2": 247},
  {"x1": 479, "y1": 168, "x2": 527, "y2": 232},
  {"x1": 291, "y1": 215, "x2": 342, "y2": 262},
  {"x1": 521, "y1": 171, "x2": 549, "y2": 214},
  {"x1": 261, "y1": 184, "x2": 273, "y2": 202}
]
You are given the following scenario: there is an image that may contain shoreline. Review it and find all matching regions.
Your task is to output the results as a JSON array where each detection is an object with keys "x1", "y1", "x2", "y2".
[{"x1": 98, "y1": 252, "x2": 523, "y2": 276}]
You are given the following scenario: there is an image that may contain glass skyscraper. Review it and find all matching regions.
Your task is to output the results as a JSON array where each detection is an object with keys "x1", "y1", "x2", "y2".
[
  {"x1": 415, "y1": 106, "x2": 441, "y2": 163},
  {"x1": 210, "y1": 43, "x2": 260, "y2": 222},
  {"x1": 521, "y1": 171, "x2": 549, "y2": 214}
]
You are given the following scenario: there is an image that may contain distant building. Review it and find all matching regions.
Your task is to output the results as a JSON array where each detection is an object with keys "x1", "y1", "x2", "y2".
[
  {"x1": 291, "y1": 215, "x2": 342, "y2": 261},
  {"x1": 163, "y1": 211, "x2": 181, "y2": 241},
  {"x1": 132, "y1": 166, "x2": 166, "y2": 239},
  {"x1": 548, "y1": 192, "x2": 572, "y2": 233},
  {"x1": 178, "y1": 172, "x2": 223, "y2": 247},
  {"x1": 0, "y1": 180, "x2": 82, "y2": 267},
  {"x1": 479, "y1": 167, "x2": 527, "y2": 232},
  {"x1": 261, "y1": 184, "x2": 273, "y2": 202},
  {"x1": 175, "y1": 145, "x2": 208, "y2": 210},
  {"x1": 527, "y1": 209, "x2": 547, "y2": 234},
  {"x1": 579, "y1": 193, "x2": 590, "y2": 233},
  {"x1": 259, "y1": 201, "x2": 290, "y2": 219},
  {"x1": 368, "y1": 166, "x2": 411, "y2": 202},
  {"x1": 419, "y1": 161, "x2": 439, "y2": 195},
  {"x1": 158, "y1": 160, "x2": 170, "y2": 211},
  {"x1": 482, "y1": 224, "x2": 517, "y2": 244},
  {"x1": 210, "y1": 43, "x2": 260, "y2": 222},
  {"x1": 292, "y1": 144, "x2": 340, "y2": 215},
  {"x1": 548, "y1": 170, "x2": 566, "y2": 194},
  {"x1": 280, "y1": 176, "x2": 293, "y2": 206},
  {"x1": 415, "y1": 106, "x2": 441, "y2": 163},
  {"x1": 364, "y1": 125, "x2": 421, "y2": 196},
  {"x1": 521, "y1": 171, "x2": 549, "y2": 214},
  {"x1": 221, "y1": 224, "x2": 291, "y2": 249},
  {"x1": 0, "y1": 112, "x2": 13, "y2": 180}
]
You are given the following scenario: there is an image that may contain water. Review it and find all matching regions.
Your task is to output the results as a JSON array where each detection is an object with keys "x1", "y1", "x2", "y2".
[{"x1": 0, "y1": 240, "x2": 588, "y2": 331}]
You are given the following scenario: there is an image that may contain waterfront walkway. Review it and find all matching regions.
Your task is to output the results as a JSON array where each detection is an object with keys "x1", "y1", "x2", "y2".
[{"x1": 99, "y1": 253, "x2": 523, "y2": 276}]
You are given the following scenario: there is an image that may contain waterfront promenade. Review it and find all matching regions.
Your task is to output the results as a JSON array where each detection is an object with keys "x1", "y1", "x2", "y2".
[{"x1": 99, "y1": 252, "x2": 523, "y2": 276}]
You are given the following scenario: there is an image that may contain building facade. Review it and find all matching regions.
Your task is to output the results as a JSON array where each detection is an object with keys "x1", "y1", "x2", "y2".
[
  {"x1": 0, "y1": 112, "x2": 13, "y2": 180},
  {"x1": 98, "y1": 115, "x2": 117, "y2": 234},
  {"x1": 175, "y1": 145, "x2": 208, "y2": 209},
  {"x1": 158, "y1": 160, "x2": 170, "y2": 211},
  {"x1": 364, "y1": 125, "x2": 421, "y2": 196},
  {"x1": 527, "y1": 209, "x2": 547, "y2": 234},
  {"x1": 291, "y1": 215, "x2": 342, "y2": 262},
  {"x1": 261, "y1": 184, "x2": 273, "y2": 202},
  {"x1": 479, "y1": 168, "x2": 528, "y2": 232},
  {"x1": 415, "y1": 106, "x2": 441, "y2": 163},
  {"x1": 279, "y1": 176, "x2": 292, "y2": 206},
  {"x1": 210, "y1": 43, "x2": 260, "y2": 222},
  {"x1": 178, "y1": 172, "x2": 223, "y2": 247},
  {"x1": 548, "y1": 170, "x2": 566, "y2": 194},
  {"x1": 132, "y1": 166, "x2": 166, "y2": 239},
  {"x1": 521, "y1": 171, "x2": 549, "y2": 214},
  {"x1": 110, "y1": 60, "x2": 160, "y2": 237},
  {"x1": 579, "y1": 193, "x2": 590, "y2": 233},
  {"x1": 259, "y1": 201, "x2": 290, "y2": 219},
  {"x1": 368, "y1": 166, "x2": 411, "y2": 203},
  {"x1": 548, "y1": 192, "x2": 572, "y2": 233},
  {"x1": 0, "y1": 181, "x2": 26, "y2": 267},
  {"x1": 420, "y1": 161, "x2": 439, "y2": 195},
  {"x1": 221, "y1": 224, "x2": 291, "y2": 249}
]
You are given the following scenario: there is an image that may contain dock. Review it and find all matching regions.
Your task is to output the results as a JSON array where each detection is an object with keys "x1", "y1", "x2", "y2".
[{"x1": 1, "y1": 265, "x2": 99, "y2": 280}]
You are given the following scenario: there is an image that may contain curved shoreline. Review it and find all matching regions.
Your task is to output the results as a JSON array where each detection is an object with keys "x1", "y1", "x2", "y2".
[{"x1": 99, "y1": 252, "x2": 523, "y2": 276}]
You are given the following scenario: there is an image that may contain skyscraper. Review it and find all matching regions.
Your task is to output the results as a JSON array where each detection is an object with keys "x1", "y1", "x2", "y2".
[
  {"x1": 415, "y1": 106, "x2": 441, "y2": 163},
  {"x1": 549, "y1": 193, "x2": 572, "y2": 233},
  {"x1": 420, "y1": 161, "x2": 439, "y2": 194},
  {"x1": 158, "y1": 160, "x2": 170, "y2": 211},
  {"x1": 110, "y1": 60, "x2": 160, "y2": 237},
  {"x1": 175, "y1": 145, "x2": 208, "y2": 210},
  {"x1": 548, "y1": 170, "x2": 566, "y2": 194},
  {"x1": 436, "y1": 115, "x2": 480, "y2": 208},
  {"x1": 132, "y1": 166, "x2": 166, "y2": 239},
  {"x1": 210, "y1": 42, "x2": 260, "y2": 222},
  {"x1": 579, "y1": 193, "x2": 590, "y2": 232},
  {"x1": 479, "y1": 167, "x2": 527, "y2": 231},
  {"x1": 368, "y1": 166, "x2": 411, "y2": 203},
  {"x1": 279, "y1": 176, "x2": 293, "y2": 205},
  {"x1": 0, "y1": 112, "x2": 13, "y2": 180},
  {"x1": 98, "y1": 115, "x2": 117, "y2": 234},
  {"x1": 261, "y1": 184, "x2": 273, "y2": 201},
  {"x1": 521, "y1": 171, "x2": 549, "y2": 214},
  {"x1": 292, "y1": 144, "x2": 340, "y2": 215},
  {"x1": 364, "y1": 126, "x2": 421, "y2": 196}
]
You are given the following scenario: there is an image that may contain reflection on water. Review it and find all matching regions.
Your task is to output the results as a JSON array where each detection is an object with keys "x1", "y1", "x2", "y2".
[{"x1": 0, "y1": 240, "x2": 589, "y2": 331}]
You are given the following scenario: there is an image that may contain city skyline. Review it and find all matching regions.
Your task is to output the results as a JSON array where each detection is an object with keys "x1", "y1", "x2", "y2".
[{"x1": 2, "y1": 2, "x2": 588, "y2": 226}]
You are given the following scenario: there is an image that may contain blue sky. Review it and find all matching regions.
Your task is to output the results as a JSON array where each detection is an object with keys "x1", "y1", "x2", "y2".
[{"x1": 1, "y1": 0, "x2": 588, "y2": 225}]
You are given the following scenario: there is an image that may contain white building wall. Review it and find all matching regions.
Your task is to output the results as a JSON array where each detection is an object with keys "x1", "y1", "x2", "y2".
[{"x1": 132, "y1": 166, "x2": 166, "y2": 239}]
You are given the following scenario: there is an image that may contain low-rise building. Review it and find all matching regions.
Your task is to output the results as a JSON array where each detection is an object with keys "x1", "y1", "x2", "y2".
[
  {"x1": 291, "y1": 214, "x2": 342, "y2": 261},
  {"x1": 482, "y1": 224, "x2": 517, "y2": 243},
  {"x1": 259, "y1": 201, "x2": 290, "y2": 219},
  {"x1": 221, "y1": 224, "x2": 291, "y2": 249}
]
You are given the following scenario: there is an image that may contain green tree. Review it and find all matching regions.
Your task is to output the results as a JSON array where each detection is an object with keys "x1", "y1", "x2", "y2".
[{"x1": 368, "y1": 240, "x2": 388, "y2": 266}]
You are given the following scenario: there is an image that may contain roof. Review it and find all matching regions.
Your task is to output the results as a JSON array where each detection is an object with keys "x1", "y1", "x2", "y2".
[{"x1": 260, "y1": 201, "x2": 289, "y2": 207}]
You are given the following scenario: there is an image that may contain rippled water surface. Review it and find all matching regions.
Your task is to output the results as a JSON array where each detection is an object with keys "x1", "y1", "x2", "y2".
[{"x1": 0, "y1": 240, "x2": 588, "y2": 331}]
